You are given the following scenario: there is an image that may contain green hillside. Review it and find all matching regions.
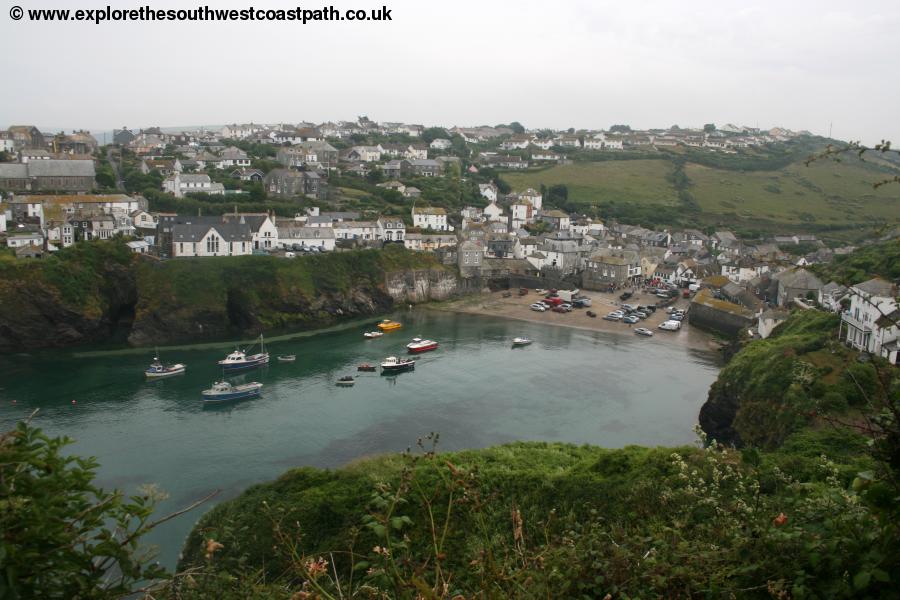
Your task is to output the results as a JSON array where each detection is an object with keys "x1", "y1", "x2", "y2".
[
  {"x1": 502, "y1": 159, "x2": 679, "y2": 206},
  {"x1": 502, "y1": 155, "x2": 900, "y2": 237}
]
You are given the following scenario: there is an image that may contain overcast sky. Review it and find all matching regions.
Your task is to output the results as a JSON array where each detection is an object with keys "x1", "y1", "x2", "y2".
[{"x1": 2, "y1": 0, "x2": 898, "y2": 144}]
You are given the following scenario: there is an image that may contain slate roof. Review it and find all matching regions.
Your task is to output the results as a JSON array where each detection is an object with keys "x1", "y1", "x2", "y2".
[
  {"x1": 172, "y1": 220, "x2": 252, "y2": 242},
  {"x1": 852, "y1": 277, "x2": 895, "y2": 298}
]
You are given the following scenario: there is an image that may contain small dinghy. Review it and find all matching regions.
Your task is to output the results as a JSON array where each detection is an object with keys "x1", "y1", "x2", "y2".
[
  {"x1": 511, "y1": 337, "x2": 533, "y2": 347},
  {"x1": 364, "y1": 331, "x2": 384, "y2": 338},
  {"x1": 277, "y1": 355, "x2": 296, "y2": 362},
  {"x1": 336, "y1": 375, "x2": 355, "y2": 387},
  {"x1": 357, "y1": 363, "x2": 377, "y2": 372}
]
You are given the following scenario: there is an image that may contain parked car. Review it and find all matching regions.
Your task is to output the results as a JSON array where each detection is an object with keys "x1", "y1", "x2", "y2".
[
  {"x1": 560, "y1": 303, "x2": 573, "y2": 311},
  {"x1": 622, "y1": 304, "x2": 637, "y2": 311},
  {"x1": 635, "y1": 311, "x2": 649, "y2": 319},
  {"x1": 658, "y1": 320, "x2": 682, "y2": 331},
  {"x1": 623, "y1": 315, "x2": 640, "y2": 324},
  {"x1": 603, "y1": 313, "x2": 622, "y2": 321},
  {"x1": 634, "y1": 327, "x2": 653, "y2": 337},
  {"x1": 656, "y1": 292, "x2": 670, "y2": 299},
  {"x1": 284, "y1": 251, "x2": 296, "y2": 258},
  {"x1": 670, "y1": 314, "x2": 684, "y2": 321},
  {"x1": 530, "y1": 303, "x2": 547, "y2": 312},
  {"x1": 620, "y1": 292, "x2": 633, "y2": 301},
  {"x1": 552, "y1": 306, "x2": 568, "y2": 313},
  {"x1": 518, "y1": 288, "x2": 528, "y2": 296}
]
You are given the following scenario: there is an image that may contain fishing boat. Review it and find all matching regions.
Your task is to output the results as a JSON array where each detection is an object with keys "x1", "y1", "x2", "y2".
[
  {"x1": 277, "y1": 355, "x2": 296, "y2": 362},
  {"x1": 336, "y1": 375, "x2": 356, "y2": 387},
  {"x1": 377, "y1": 319, "x2": 402, "y2": 332},
  {"x1": 357, "y1": 363, "x2": 377, "y2": 372},
  {"x1": 363, "y1": 331, "x2": 384, "y2": 338},
  {"x1": 380, "y1": 356, "x2": 415, "y2": 374},
  {"x1": 218, "y1": 335, "x2": 269, "y2": 372},
  {"x1": 201, "y1": 380, "x2": 263, "y2": 403},
  {"x1": 145, "y1": 350, "x2": 186, "y2": 378},
  {"x1": 406, "y1": 337, "x2": 439, "y2": 353},
  {"x1": 511, "y1": 337, "x2": 533, "y2": 347}
]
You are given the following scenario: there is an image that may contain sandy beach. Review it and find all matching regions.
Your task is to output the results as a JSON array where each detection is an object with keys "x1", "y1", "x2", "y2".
[{"x1": 434, "y1": 288, "x2": 723, "y2": 352}]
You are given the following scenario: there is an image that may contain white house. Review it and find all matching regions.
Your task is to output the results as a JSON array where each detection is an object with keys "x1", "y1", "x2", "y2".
[
  {"x1": 483, "y1": 199, "x2": 504, "y2": 223},
  {"x1": 758, "y1": 309, "x2": 790, "y2": 339},
  {"x1": 6, "y1": 232, "x2": 44, "y2": 248},
  {"x1": 277, "y1": 223, "x2": 336, "y2": 251},
  {"x1": 171, "y1": 220, "x2": 254, "y2": 257},
  {"x1": 518, "y1": 188, "x2": 542, "y2": 211},
  {"x1": 412, "y1": 206, "x2": 453, "y2": 231},
  {"x1": 840, "y1": 278, "x2": 899, "y2": 364},
  {"x1": 126, "y1": 240, "x2": 150, "y2": 254},
  {"x1": 219, "y1": 147, "x2": 251, "y2": 168},
  {"x1": 163, "y1": 173, "x2": 225, "y2": 198},
  {"x1": 377, "y1": 217, "x2": 406, "y2": 242},
  {"x1": 429, "y1": 138, "x2": 452, "y2": 150},
  {"x1": 220, "y1": 213, "x2": 278, "y2": 250},
  {"x1": 333, "y1": 221, "x2": 379, "y2": 240},
  {"x1": 509, "y1": 199, "x2": 533, "y2": 229},
  {"x1": 478, "y1": 183, "x2": 498, "y2": 202}
]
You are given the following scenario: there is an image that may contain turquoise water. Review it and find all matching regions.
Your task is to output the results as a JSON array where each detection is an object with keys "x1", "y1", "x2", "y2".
[{"x1": 0, "y1": 310, "x2": 720, "y2": 569}]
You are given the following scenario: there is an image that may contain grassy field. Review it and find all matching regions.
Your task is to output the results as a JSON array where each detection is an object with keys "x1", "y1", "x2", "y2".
[
  {"x1": 501, "y1": 157, "x2": 900, "y2": 235},
  {"x1": 687, "y1": 160, "x2": 900, "y2": 226},
  {"x1": 502, "y1": 159, "x2": 679, "y2": 206}
]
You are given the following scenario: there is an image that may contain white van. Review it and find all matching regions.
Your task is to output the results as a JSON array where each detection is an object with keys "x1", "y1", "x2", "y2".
[{"x1": 658, "y1": 320, "x2": 682, "y2": 331}]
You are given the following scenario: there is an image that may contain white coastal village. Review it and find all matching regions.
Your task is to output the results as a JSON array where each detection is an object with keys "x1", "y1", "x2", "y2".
[{"x1": 0, "y1": 119, "x2": 897, "y2": 363}]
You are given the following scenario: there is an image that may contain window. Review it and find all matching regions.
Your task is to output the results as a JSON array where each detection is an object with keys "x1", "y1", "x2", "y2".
[{"x1": 206, "y1": 234, "x2": 220, "y2": 254}]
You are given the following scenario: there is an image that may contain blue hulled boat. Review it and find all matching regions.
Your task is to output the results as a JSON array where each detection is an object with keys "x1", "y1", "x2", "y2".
[
  {"x1": 201, "y1": 380, "x2": 263, "y2": 403},
  {"x1": 218, "y1": 335, "x2": 269, "y2": 372}
]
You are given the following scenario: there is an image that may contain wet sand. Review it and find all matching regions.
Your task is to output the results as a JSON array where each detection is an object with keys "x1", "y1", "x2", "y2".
[{"x1": 433, "y1": 288, "x2": 723, "y2": 351}]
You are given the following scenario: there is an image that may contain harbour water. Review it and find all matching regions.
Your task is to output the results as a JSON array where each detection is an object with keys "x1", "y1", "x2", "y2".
[{"x1": 0, "y1": 310, "x2": 721, "y2": 569}]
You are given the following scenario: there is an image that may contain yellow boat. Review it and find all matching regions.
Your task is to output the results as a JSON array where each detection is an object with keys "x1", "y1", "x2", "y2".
[{"x1": 377, "y1": 319, "x2": 402, "y2": 331}]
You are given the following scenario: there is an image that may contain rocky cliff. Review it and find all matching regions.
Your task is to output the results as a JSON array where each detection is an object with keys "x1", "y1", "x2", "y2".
[
  {"x1": 0, "y1": 242, "x2": 461, "y2": 351},
  {"x1": 698, "y1": 310, "x2": 845, "y2": 449}
]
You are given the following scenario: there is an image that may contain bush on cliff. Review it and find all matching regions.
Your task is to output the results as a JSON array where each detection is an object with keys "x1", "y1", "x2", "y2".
[{"x1": 169, "y1": 433, "x2": 895, "y2": 598}]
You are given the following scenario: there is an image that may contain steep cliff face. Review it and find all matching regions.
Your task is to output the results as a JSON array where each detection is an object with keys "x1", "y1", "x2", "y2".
[
  {"x1": 384, "y1": 269, "x2": 459, "y2": 303},
  {"x1": 0, "y1": 243, "x2": 137, "y2": 352},
  {"x1": 0, "y1": 243, "x2": 462, "y2": 352}
]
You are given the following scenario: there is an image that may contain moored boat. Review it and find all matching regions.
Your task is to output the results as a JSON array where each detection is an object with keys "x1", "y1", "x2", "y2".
[
  {"x1": 145, "y1": 350, "x2": 186, "y2": 378},
  {"x1": 363, "y1": 331, "x2": 384, "y2": 338},
  {"x1": 336, "y1": 375, "x2": 355, "y2": 387},
  {"x1": 218, "y1": 335, "x2": 269, "y2": 371},
  {"x1": 201, "y1": 381, "x2": 263, "y2": 403},
  {"x1": 277, "y1": 355, "x2": 296, "y2": 362},
  {"x1": 406, "y1": 337, "x2": 438, "y2": 353},
  {"x1": 380, "y1": 356, "x2": 415, "y2": 374},
  {"x1": 511, "y1": 337, "x2": 532, "y2": 347},
  {"x1": 357, "y1": 363, "x2": 377, "y2": 372},
  {"x1": 377, "y1": 319, "x2": 402, "y2": 332}
]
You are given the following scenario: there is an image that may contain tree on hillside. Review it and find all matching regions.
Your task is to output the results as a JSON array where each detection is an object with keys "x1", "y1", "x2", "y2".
[
  {"x1": 609, "y1": 124, "x2": 632, "y2": 133},
  {"x1": 509, "y1": 121, "x2": 525, "y2": 134},
  {"x1": 704, "y1": 123, "x2": 717, "y2": 133},
  {"x1": 421, "y1": 127, "x2": 449, "y2": 143}
]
